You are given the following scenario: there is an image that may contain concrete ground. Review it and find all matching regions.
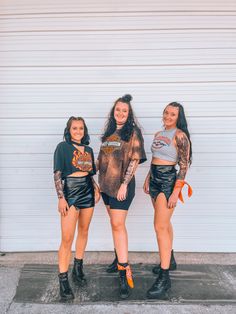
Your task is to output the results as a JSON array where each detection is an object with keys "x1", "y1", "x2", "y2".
[{"x1": 0, "y1": 252, "x2": 236, "y2": 314}]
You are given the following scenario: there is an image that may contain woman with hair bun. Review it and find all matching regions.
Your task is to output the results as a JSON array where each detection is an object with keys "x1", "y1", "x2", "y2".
[
  {"x1": 53, "y1": 116, "x2": 100, "y2": 301},
  {"x1": 97, "y1": 94, "x2": 147, "y2": 299},
  {"x1": 143, "y1": 102, "x2": 192, "y2": 299}
]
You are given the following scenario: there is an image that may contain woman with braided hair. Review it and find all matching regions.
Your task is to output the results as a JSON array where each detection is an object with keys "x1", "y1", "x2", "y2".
[
  {"x1": 97, "y1": 94, "x2": 146, "y2": 299},
  {"x1": 143, "y1": 102, "x2": 192, "y2": 299}
]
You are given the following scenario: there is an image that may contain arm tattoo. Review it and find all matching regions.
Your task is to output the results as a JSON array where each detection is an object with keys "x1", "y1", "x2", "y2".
[
  {"x1": 123, "y1": 159, "x2": 139, "y2": 185},
  {"x1": 176, "y1": 133, "x2": 190, "y2": 180},
  {"x1": 54, "y1": 170, "x2": 64, "y2": 199}
]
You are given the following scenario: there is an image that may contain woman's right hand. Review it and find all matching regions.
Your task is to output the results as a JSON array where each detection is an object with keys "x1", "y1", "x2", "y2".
[
  {"x1": 143, "y1": 178, "x2": 150, "y2": 194},
  {"x1": 58, "y1": 198, "x2": 69, "y2": 216}
]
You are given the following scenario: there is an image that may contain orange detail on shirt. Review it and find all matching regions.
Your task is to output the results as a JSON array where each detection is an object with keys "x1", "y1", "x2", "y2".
[
  {"x1": 117, "y1": 264, "x2": 134, "y2": 289},
  {"x1": 174, "y1": 180, "x2": 193, "y2": 203},
  {"x1": 71, "y1": 150, "x2": 92, "y2": 172},
  {"x1": 100, "y1": 134, "x2": 122, "y2": 154}
]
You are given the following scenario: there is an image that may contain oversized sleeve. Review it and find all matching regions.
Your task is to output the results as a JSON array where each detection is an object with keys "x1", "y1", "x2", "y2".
[
  {"x1": 130, "y1": 128, "x2": 147, "y2": 164},
  {"x1": 53, "y1": 142, "x2": 64, "y2": 173}
]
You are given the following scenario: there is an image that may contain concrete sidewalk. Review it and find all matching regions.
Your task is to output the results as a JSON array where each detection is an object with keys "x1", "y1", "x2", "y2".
[{"x1": 0, "y1": 252, "x2": 236, "y2": 314}]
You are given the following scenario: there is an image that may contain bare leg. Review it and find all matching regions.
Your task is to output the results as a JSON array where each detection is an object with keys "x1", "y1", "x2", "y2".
[
  {"x1": 75, "y1": 207, "x2": 94, "y2": 259},
  {"x1": 109, "y1": 209, "x2": 128, "y2": 263},
  {"x1": 153, "y1": 193, "x2": 175, "y2": 269},
  {"x1": 58, "y1": 206, "x2": 79, "y2": 273}
]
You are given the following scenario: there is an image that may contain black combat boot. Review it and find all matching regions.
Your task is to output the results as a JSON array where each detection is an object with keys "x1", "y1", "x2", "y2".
[
  {"x1": 106, "y1": 249, "x2": 118, "y2": 273},
  {"x1": 118, "y1": 263, "x2": 134, "y2": 299},
  {"x1": 152, "y1": 249, "x2": 177, "y2": 275},
  {"x1": 72, "y1": 258, "x2": 86, "y2": 285},
  {"x1": 147, "y1": 268, "x2": 171, "y2": 299},
  {"x1": 58, "y1": 271, "x2": 74, "y2": 301},
  {"x1": 119, "y1": 269, "x2": 130, "y2": 299}
]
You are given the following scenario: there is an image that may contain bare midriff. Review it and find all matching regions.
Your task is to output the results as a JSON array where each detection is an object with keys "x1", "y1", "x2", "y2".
[
  {"x1": 68, "y1": 171, "x2": 89, "y2": 177},
  {"x1": 151, "y1": 157, "x2": 176, "y2": 166}
]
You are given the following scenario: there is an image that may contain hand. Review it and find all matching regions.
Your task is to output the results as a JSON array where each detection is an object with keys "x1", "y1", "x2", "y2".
[
  {"x1": 167, "y1": 192, "x2": 179, "y2": 209},
  {"x1": 94, "y1": 186, "x2": 101, "y2": 204},
  {"x1": 117, "y1": 183, "x2": 128, "y2": 201},
  {"x1": 58, "y1": 198, "x2": 69, "y2": 216},
  {"x1": 143, "y1": 179, "x2": 149, "y2": 194}
]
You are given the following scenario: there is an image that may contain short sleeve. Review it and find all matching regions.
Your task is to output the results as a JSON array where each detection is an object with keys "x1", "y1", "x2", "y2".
[
  {"x1": 130, "y1": 128, "x2": 147, "y2": 164},
  {"x1": 53, "y1": 143, "x2": 64, "y2": 173}
]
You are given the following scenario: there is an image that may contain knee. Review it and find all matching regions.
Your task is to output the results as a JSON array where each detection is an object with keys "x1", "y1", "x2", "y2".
[
  {"x1": 61, "y1": 235, "x2": 73, "y2": 249},
  {"x1": 111, "y1": 220, "x2": 124, "y2": 232},
  {"x1": 154, "y1": 223, "x2": 169, "y2": 235},
  {"x1": 79, "y1": 224, "x2": 89, "y2": 237}
]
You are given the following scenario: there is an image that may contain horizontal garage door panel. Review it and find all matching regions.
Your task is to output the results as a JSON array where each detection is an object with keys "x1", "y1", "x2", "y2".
[
  {"x1": 1, "y1": 14, "x2": 236, "y2": 32},
  {"x1": 1, "y1": 101, "x2": 236, "y2": 118},
  {"x1": 1, "y1": 49, "x2": 235, "y2": 67},
  {"x1": 2, "y1": 65, "x2": 236, "y2": 84},
  {"x1": 1, "y1": 31, "x2": 236, "y2": 51},
  {"x1": 1, "y1": 83, "x2": 236, "y2": 102},
  {"x1": 1, "y1": 0, "x2": 236, "y2": 14}
]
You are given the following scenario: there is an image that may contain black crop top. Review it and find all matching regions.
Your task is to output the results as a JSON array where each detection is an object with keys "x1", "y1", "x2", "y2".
[{"x1": 53, "y1": 141, "x2": 96, "y2": 179}]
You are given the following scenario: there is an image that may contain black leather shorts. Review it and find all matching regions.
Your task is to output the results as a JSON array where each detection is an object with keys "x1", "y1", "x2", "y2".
[
  {"x1": 101, "y1": 177, "x2": 135, "y2": 210},
  {"x1": 149, "y1": 165, "x2": 177, "y2": 201},
  {"x1": 63, "y1": 176, "x2": 95, "y2": 210}
]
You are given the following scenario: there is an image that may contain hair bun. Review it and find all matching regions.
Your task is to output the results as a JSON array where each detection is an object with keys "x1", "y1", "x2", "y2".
[{"x1": 121, "y1": 94, "x2": 132, "y2": 103}]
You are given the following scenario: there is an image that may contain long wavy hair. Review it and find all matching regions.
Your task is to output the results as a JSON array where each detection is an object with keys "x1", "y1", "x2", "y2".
[
  {"x1": 101, "y1": 94, "x2": 140, "y2": 142},
  {"x1": 64, "y1": 116, "x2": 90, "y2": 145},
  {"x1": 164, "y1": 102, "x2": 192, "y2": 165}
]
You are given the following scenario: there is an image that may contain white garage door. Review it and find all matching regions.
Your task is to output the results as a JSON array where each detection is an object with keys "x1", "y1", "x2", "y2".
[{"x1": 0, "y1": 0, "x2": 236, "y2": 252}]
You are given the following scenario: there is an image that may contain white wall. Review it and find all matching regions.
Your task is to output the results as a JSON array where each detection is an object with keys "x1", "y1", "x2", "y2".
[{"x1": 0, "y1": 0, "x2": 236, "y2": 252}]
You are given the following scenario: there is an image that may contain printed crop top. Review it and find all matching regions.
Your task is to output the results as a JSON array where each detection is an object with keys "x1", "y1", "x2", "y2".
[
  {"x1": 53, "y1": 141, "x2": 96, "y2": 179},
  {"x1": 151, "y1": 128, "x2": 178, "y2": 162}
]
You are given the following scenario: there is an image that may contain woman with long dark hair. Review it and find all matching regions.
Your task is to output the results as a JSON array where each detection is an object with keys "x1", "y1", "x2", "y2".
[
  {"x1": 97, "y1": 94, "x2": 146, "y2": 299},
  {"x1": 143, "y1": 102, "x2": 192, "y2": 299},
  {"x1": 53, "y1": 116, "x2": 100, "y2": 301}
]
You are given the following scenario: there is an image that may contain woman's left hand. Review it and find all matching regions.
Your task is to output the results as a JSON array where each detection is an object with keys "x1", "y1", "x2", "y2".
[
  {"x1": 168, "y1": 192, "x2": 179, "y2": 209},
  {"x1": 117, "y1": 183, "x2": 128, "y2": 201}
]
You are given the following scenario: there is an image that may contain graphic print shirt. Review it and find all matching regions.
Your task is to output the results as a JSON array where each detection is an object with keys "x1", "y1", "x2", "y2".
[
  {"x1": 97, "y1": 128, "x2": 146, "y2": 197},
  {"x1": 54, "y1": 141, "x2": 96, "y2": 179}
]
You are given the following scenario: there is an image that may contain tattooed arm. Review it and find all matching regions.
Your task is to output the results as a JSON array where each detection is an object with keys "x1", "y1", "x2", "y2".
[
  {"x1": 168, "y1": 131, "x2": 190, "y2": 209},
  {"x1": 54, "y1": 171, "x2": 69, "y2": 216},
  {"x1": 122, "y1": 159, "x2": 139, "y2": 185},
  {"x1": 175, "y1": 131, "x2": 190, "y2": 181},
  {"x1": 116, "y1": 159, "x2": 139, "y2": 201},
  {"x1": 54, "y1": 170, "x2": 64, "y2": 199}
]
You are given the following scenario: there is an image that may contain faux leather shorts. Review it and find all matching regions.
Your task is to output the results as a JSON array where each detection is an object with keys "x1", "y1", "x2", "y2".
[
  {"x1": 149, "y1": 164, "x2": 177, "y2": 201},
  {"x1": 63, "y1": 175, "x2": 95, "y2": 210},
  {"x1": 101, "y1": 177, "x2": 135, "y2": 210}
]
